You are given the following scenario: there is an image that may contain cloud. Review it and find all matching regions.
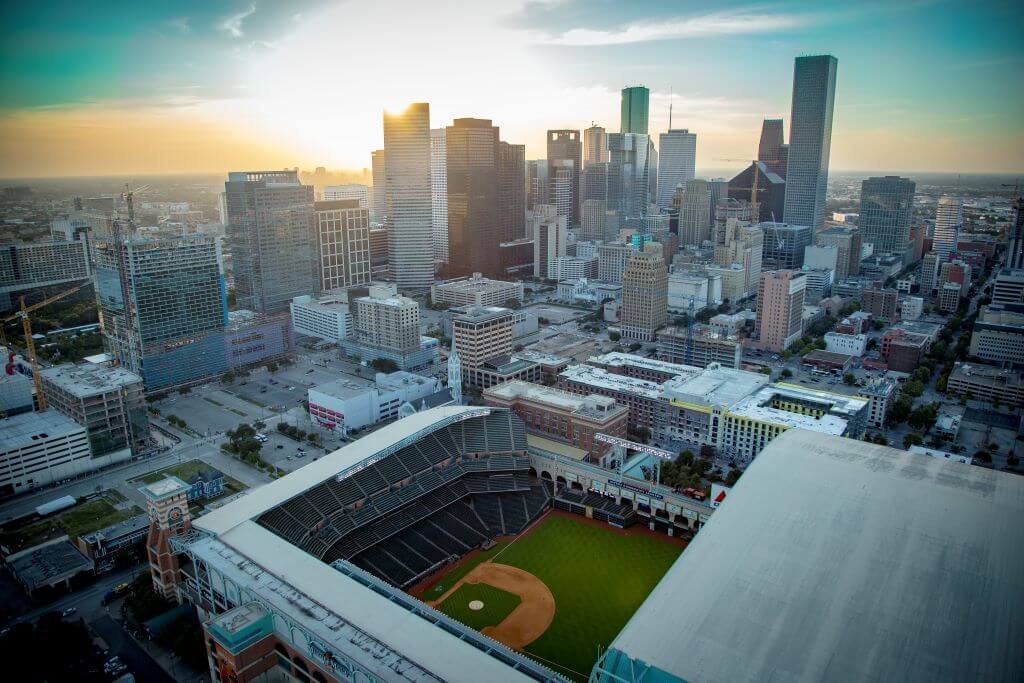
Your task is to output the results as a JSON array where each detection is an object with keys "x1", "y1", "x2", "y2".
[
  {"x1": 536, "y1": 8, "x2": 812, "y2": 46},
  {"x1": 220, "y1": 5, "x2": 256, "y2": 38}
]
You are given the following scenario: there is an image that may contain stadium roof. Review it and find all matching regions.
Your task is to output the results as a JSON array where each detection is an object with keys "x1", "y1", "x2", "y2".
[{"x1": 597, "y1": 429, "x2": 1024, "y2": 682}]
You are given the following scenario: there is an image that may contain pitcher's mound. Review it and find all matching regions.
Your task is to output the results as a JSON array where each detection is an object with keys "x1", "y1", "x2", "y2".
[{"x1": 469, "y1": 600, "x2": 484, "y2": 611}]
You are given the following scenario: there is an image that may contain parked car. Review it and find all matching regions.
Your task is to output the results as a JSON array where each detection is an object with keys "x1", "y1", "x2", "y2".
[{"x1": 61, "y1": 607, "x2": 77, "y2": 617}]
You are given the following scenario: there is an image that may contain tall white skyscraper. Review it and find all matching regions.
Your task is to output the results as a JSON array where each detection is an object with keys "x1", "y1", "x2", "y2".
[
  {"x1": 584, "y1": 125, "x2": 609, "y2": 166},
  {"x1": 783, "y1": 55, "x2": 838, "y2": 231},
  {"x1": 933, "y1": 195, "x2": 963, "y2": 264},
  {"x1": 430, "y1": 128, "x2": 448, "y2": 264},
  {"x1": 383, "y1": 103, "x2": 434, "y2": 289},
  {"x1": 656, "y1": 129, "x2": 696, "y2": 210}
]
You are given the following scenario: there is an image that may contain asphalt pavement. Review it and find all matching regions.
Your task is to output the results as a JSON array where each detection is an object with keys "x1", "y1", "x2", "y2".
[{"x1": 90, "y1": 614, "x2": 177, "y2": 683}]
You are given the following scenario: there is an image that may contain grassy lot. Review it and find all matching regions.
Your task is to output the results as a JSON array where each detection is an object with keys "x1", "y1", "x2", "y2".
[
  {"x1": 489, "y1": 515, "x2": 681, "y2": 680},
  {"x1": 3, "y1": 496, "x2": 145, "y2": 550},
  {"x1": 420, "y1": 541, "x2": 509, "y2": 599},
  {"x1": 437, "y1": 583, "x2": 521, "y2": 631},
  {"x1": 135, "y1": 459, "x2": 214, "y2": 485}
]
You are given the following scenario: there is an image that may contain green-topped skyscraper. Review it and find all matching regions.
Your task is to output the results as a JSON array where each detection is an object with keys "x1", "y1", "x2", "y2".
[{"x1": 620, "y1": 85, "x2": 649, "y2": 134}]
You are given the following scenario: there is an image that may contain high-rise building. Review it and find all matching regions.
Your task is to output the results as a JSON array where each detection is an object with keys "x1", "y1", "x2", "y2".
[
  {"x1": 526, "y1": 160, "x2": 548, "y2": 211},
  {"x1": 584, "y1": 125, "x2": 609, "y2": 166},
  {"x1": 598, "y1": 243, "x2": 633, "y2": 284},
  {"x1": 452, "y1": 306, "x2": 513, "y2": 369},
  {"x1": 429, "y1": 128, "x2": 448, "y2": 264},
  {"x1": 352, "y1": 283, "x2": 421, "y2": 354},
  {"x1": 859, "y1": 176, "x2": 916, "y2": 256},
  {"x1": 1007, "y1": 197, "x2": 1024, "y2": 271},
  {"x1": 224, "y1": 170, "x2": 316, "y2": 313},
  {"x1": 445, "y1": 118, "x2": 501, "y2": 277},
  {"x1": 383, "y1": 102, "x2": 434, "y2": 289},
  {"x1": 94, "y1": 234, "x2": 228, "y2": 389},
  {"x1": 582, "y1": 162, "x2": 609, "y2": 203},
  {"x1": 933, "y1": 195, "x2": 963, "y2": 264},
  {"x1": 547, "y1": 130, "x2": 582, "y2": 227},
  {"x1": 860, "y1": 286, "x2": 899, "y2": 322},
  {"x1": 581, "y1": 200, "x2": 609, "y2": 242},
  {"x1": 370, "y1": 149, "x2": 386, "y2": 225},
  {"x1": 783, "y1": 55, "x2": 838, "y2": 231},
  {"x1": 323, "y1": 184, "x2": 370, "y2": 208},
  {"x1": 728, "y1": 161, "x2": 785, "y2": 223},
  {"x1": 707, "y1": 178, "x2": 729, "y2": 227},
  {"x1": 607, "y1": 133, "x2": 653, "y2": 220},
  {"x1": 817, "y1": 226, "x2": 863, "y2": 280},
  {"x1": 756, "y1": 270, "x2": 806, "y2": 351},
  {"x1": 677, "y1": 179, "x2": 712, "y2": 247},
  {"x1": 760, "y1": 221, "x2": 812, "y2": 270},
  {"x1": 314, "y1": 200, "x2": 371, "y2": 291},
  {"x1": 499, "y1": 141, "x2": 526, "y2": 244},
  {"x1": 714, "y1": 221, "x2": 763, "y2": 299},
  {"x1": 529, "y1": 205, "x2": 567, "y2": 279},
  {"x1": 758, "y1": 118, "x2": 785, "y2": 169},
  {"x1": 621, "y1": 85, "x2": 650, "y2": 134},
  {"x1": 549, "y1": 159, "x2": 575, "y2": 224},
  {"x1": 620, "y1": 249, "x2": 668, "y2": 341},
  {"x1": 656, "y1": 129, "x2": 697, "y2": 210}
]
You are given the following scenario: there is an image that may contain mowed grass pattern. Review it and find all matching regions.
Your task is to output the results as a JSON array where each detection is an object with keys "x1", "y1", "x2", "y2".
[
  {"x1": 437, "y1": 583, "x2": 521, "y2": 631},
  {"x1": 492, "y1": 515, "x2": 682, "y2": 680}
]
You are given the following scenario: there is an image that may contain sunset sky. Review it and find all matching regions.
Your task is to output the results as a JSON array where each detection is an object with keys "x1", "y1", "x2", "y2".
[{"x1": 1, "y1": 0, "x2": 1022, "y2": 178}]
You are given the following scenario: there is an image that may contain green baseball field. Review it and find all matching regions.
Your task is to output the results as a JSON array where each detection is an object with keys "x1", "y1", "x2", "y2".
[{"x1": 429, "y1": 513, "x2": 684, "y2": 680}]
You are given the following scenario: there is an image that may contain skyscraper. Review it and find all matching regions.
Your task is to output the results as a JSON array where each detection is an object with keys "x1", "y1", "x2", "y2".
[
  {"x1": 584, "y1": 125, "x2": 609, "y2": 166},
  {"x1": 620, "y1": 249, "x2": 668, "y2": 341},
  {"x1": 499, "y1": 141, "x2": 526, "y2": 243},
  {"x1": 445, "y1": 118, "x2": 500, "y2": 278},
  {"x1": 761, "y1": 222, "x2": 812, "y2": 270},
  {"x1": 620, "y1": 85, "x2": 650, "y2": 134},
  {"x1": 817, "y1": 226, "x2": 863, "y2": 280},
  {"x1": 783, "y1": 55, "x2": 838, "y2": 231},
  {"x1": 607, "y1": 133, "x2": 653, "y2": 220},
  {"x1": 755, "y1": 270, "x2": 806, "y2": 352},
  {"x1": 547, "y1": 130, "x2": 582, "y2": 227},
  {"x1": 314, "y1": 199, "x2": 371, "y2": 291},
  {"x1": 383, "y1": 103, "x2": 434, "y2": 289},
  {"x1": 582, "y1": 162, "x2": 609, "y2": 202},
  {"x1": 933, "y1": 195, "x2": 963, "y2": 265},
  {"x1": 529, "y1": 205, "x2": 567, "y2": 279},
  {"x1": 859, "y1": 176, "x2": 916, "y2": 257},
  {"x1": 224, "y1": 170, "x2": 316, "y2": 313},
  {"x1": 430, "y1": 128, "x2": 448, "y2": 264},
  {"x1": 677, "y1": 179, "x2": 712, "y2": 247},
  {"x1": 729, "y1": 161, "x2": 785, "y2": 223},
  {"x1": 758, "y1": 118, "x2": 784, "y2": 164},
  {"x1": 371, "y1": 149, "x2": 386, "y2": 225},
  {"x1": 656, "y1": 129, "x2": 697, "y2": 210},
  {"x1": 1007, "y1": 197, "x2": 1024, "y2": 270},
  {"x1": 707, "y1": 178, "x2": 729, "y2": 227},
  {"x1": 526, "y1": 160, "x2": 548, "y2": 211}
]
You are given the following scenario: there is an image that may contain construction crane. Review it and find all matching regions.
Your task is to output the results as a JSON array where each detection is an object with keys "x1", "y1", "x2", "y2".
[{"x1": 1, "y1": 282, "x2": 89, "y2": 411}]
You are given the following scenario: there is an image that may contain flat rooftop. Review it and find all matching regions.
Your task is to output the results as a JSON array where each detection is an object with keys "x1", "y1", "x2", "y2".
[
  {"x1": 0, "y1": 410, "x2": 84, "y2": 450},
  {"x1": 600, "y1": 429, "x2": 1024, "y2": 682},
  {"x1": 39, "y1": 362, "x2": 142, "y2": 397},
  {"x1": 559, "y1": 364, "x2": 663, "y2": 400},
  {"x1": 587, "y1": 352, "x2": 699, "y2": 379},
  {"x1": 484, "y1": 380, "x2": 624, "y2": 420},
  {"x1": 662, "y1": 365, "x2": 768, "y2": 407},
  {"x1": 8, "y1": 540, "x2": 93, "y2": 591}
]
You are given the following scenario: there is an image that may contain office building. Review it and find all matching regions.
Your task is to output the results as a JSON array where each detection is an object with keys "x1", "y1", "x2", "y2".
[
  {"x1": 800, "y1": 266, "x2": 833, "y2": 303},
  {"x1": 499, "y1": 141, "x2": 526, "y2": 243},
  {"x1": 656, "y1": 326, "x2": 742, "y2": 368},
  {"x1": 584, "y1": 125, "x2": 608, "y2": 166},
  {"x1": 1007, "y1": 197, "x2": 1024, "y2": 270},
  {"x1": 547, "y1": 130, "x2": 582, "y2": 227},
  {"x1": 783, "y1": 55, "x2": 838, "y2": 230},
  {"x1": 901, "y1": 296, "x2": 924, "y2": 320},
  {"x1": 314, "y1": 200, "x2": 371, "y2": 291},
  {"x1": 756, "y1": 270, "x2": 806, "y2": 351},
  {"x1": 40, "y1": 363, "x2": 149, "y2": 456},
  {"x1": 451, "y1": 305, "x2": 514, "y2": 371},
  {"x1": 445, "y1": 118, "x2": 501, "y2": 277},
  {"x1": 656, "y1": 129, "x2": 697, "y2": 210},
  {"x1": 947, "y1": 363, "x2": 1023, "y2": 407},
  {"x1": 93, "y1": 234, "x2": 228, "y2": 390},
  {"x1": 383, "y1": 102, "x2": 434, "y2": 289},
  {"x1": 340, "y1": 284, "x2": 437, "y2": 371},
  {"x1": 323, "y1": 184, "x2": 369, "y2": 209},
  {"x1": 859, "y1": 176, "x2": 915, "y2": 256},
  {"x1": 933, "y1": 195, "x2": 963, "y2": 264},
  {"x1": 760, "y1": 221, "x2": 811, "y2": 270},
  {"x1": 429, "y1": 128, "x2": 448, "y2": 263},
  {"x1": 290, "y1": 294, "x2": 352, "y2": 344},
  {"x1": 757, "y1": 118, "x2": 785, "y2": 173},
  {"x1": 857, "y1": 377, "x2": 897, "y2": 428},
  {"x1": 668, "y1": 270, "x2": 722, "y2": 312},
  {"x1": 308, "y1": 372, "x2": 445, "y2": 435},
  {"x1": 676, "y1": 179, "x2": 712, "y2": 247},
  {"x1": 0, "y1": 239, "x2": 92, "y2": 311},
  {"x1": 370, "y1": 149, "x2": 386, "y2": 224},
  {"x1": 620, "y1": 85, "x2": 650, "y2": 134},
  {"x1": 529, "y1": 205, "x2": 567, "y2": 279},
  {"x1": 620, "y1": 249, "x2": 668, "y2": 341},
  {"x1": 0, "y1": 411, "x2": 92, "y2": 495},
  {"x1": 992, "y1": 269, "x2": 1024, "y2": 305},
  {"x1": 816, "y1": 226, "x2": 863, "y2": 280},
  {"x1": 713, "y1": 220, "x2": 763, "y2": 300},
  {"x1": 526, "y1": 159, "x2": 547, "y2": 211},
  {"x1": 804, "y1": 244, "x2": 838, "y2": 273},
  {"x1": 860, "y1": 286, "x2": 899, "y2": 322},
  {"x1": 606, "y1": 132, "x2": 653, "y2": 219},
  {"x1": 969, "y1": 303, "x2": 1024, "y2": 368},
  {"x1": 553, "y1": 256, "x2": 598, "y2": 281},
  {"x1": 430, "y1": 274, "x2": 521, "y2": 309},
  {"x1": 224, "y1": 170, "x2": 317, "y2": 314},
  {"x1": 824, "y1": 331, "x2": 867, "y2": 356},
  {"x1": 881, "y1": 328, "x2": 931, "y2": 372}
]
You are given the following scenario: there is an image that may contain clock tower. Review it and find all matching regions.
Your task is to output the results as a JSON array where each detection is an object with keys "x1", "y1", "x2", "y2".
[{"x1": 139, "y1": 476, "x2": 192, "y2": 600}]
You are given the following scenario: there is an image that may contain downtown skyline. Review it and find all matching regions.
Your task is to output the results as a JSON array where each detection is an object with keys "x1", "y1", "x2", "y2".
[{"x1": 1, "y1": 0, "x2": 1022, "y2": 178}]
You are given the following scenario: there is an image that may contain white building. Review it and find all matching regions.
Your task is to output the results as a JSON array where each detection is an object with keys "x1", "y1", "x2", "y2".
[
  {"x1": 857, "y1": 377, "x2": 897, "y2": 429},
  {"x1": 667, "y1": 271, "x2": 722, "y2": 313},
  {"x1": 307, "y1": 372, "x2": 444, "y2": 434},
  {"x1": 554, "y1": 256, "x2": 598, "y2": 281},
  {"x1": 556, "y1": 278, "x2": 623, "y2": 305},
  {"x1": 933, "y1": 195, "x2": 963, "y2": 264},
  {"x1": 431, "y1": 274, "x2": 523, "y2": 308},
  {"x1": 430, "y1": 128, "x2": 448, "y2": 264},
  {"x1": 824, "y1": 331, "x2": 867, "y2": 356},
  {"x1": 323, "y1": 184, "x2": 370, "y2": 208},
  {"x1": 901, "y1": 296, "x2": 924, "y2": 321},
  {"x1": 530, "y1": 205, "x2": 567, "y2": 279},
  {"x1": 656, "y1": 129, "x2": 697, "y2": 210},
  {"x1": 290, "y1": 294, "x2": 352, "y2": 344},
  {"x1": 0, "y1": 411, "x2": 92, "y2": 493}
]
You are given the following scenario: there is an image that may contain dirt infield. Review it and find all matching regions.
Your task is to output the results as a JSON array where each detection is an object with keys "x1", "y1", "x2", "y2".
[{"x1": 428, "y1": 562, "x2": 556, "y2": 649}]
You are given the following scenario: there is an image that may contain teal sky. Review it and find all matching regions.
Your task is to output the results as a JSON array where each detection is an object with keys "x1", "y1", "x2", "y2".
[{"x1": 1, "y1": 0, "x2": 1022, "y2": 176}]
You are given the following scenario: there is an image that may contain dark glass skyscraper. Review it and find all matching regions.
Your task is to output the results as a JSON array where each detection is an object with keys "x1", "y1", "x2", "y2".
[
  {"x1": 546, "y1": 130, "x2": 582, "y2": 227},
  {"x1": 225, "y1": 170, "x2": 316, "y2": 313},
  {"x1": 499, "y1": 141, "x2": 526, "y2": 242},
  {"x1": 859, "y1": 176, "x2": 916, "y2": 256},
  {"x1": 446, "y1": 118, "x2": 501, "y2": 277},
  {"x1": 783, "y1": 55, "x2": 838, "y2": 230},
  {"x1": 620, "y1": 85, "x2": 650, "y2": 135}
]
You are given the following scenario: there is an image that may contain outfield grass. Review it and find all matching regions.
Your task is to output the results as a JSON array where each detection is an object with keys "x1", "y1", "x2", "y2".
[
  {"x1": 437, "y1": 583, "x2": 521, "y2": 631},
  {"x1": 420, "y1": 541, "x2": 510, "y2": 599},
  {"x1": 489, "y1": 515, "x2": 682, "y2": 680}
]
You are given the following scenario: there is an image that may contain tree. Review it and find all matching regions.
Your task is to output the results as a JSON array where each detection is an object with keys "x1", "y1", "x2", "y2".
[
  {"x1": 608, "y1": 331, "x2": 621, "y2": 341},
  {"x1": 369, "y1": 358, "x2": 399, "y2": 373},
  {"x1": 903, "y1": 380, "x2": 925, "y2": 398},
  {"x1": 781, "y1": 369, "x2": 793, "y2": 378},
  {"x1": 889, "y1": 395, "x2": 913, "y2": 424},
  {"x1": 843, "y1": 373, "x2": 856, "y2": 385},
  {"x1": 222, "y1": 370, "x2": 236, "y2": 384},
  {"x1": 873, "y1": 433, "x2": 888, "y2": 445},
  {"x1": 266, "y1": 361, "x2": 279, "y2": 373},
  {"x1": 903, "y1": 432, "x2": 923, "y2": 448},
  {"x1": 503, "y1": 298, "x2": 522, "y2": 310},
  {"x1": 628, "y1": 342, "x2": 642, "y2": 352}
]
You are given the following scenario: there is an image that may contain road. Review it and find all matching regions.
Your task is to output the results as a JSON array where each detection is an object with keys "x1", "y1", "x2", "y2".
[
  {"x1": 90, "y1": 614, "x2": 178, "y2": 683},
  {"x1": 1, "y1": 566, "x2": 141, "y2": 630}
]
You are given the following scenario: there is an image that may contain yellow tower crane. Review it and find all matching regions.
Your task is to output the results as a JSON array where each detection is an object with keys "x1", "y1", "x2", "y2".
[{"x1": 1, "y1": 282, "x2": 89, "y2": 411}]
